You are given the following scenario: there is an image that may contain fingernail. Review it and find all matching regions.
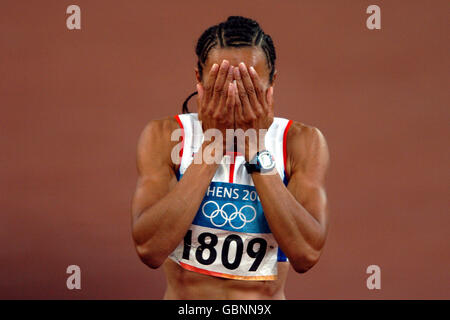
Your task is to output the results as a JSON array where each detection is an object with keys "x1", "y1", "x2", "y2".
[
  {"x1": 239, "y1": 62, "x2": 246, "y2": 69},
  {"x1": 222, "y1": 60, "x2": 229, "y2": 67},
  {"x1": 211, "y1": 63, "x2": 218, "y2": 72},
  {"x1": 228, "y1": 65, "x2": 234, "y2": 75},
  {"x1": 249, "y1": 66, "x2": 256, "y2": 75}
]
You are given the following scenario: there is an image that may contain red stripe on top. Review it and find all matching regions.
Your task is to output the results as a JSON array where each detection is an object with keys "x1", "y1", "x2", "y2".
[
  {"x1": 229, "y1": 162, "x2": 235, "y2": 183},
  {"x1": 174, "y1": 115, "x2": 184, "y2": 159},
  {"x1": 283, "y1": 120, "x2": 293, "y2": 170},
  {"x1": 226, "y1": 151, "x2": 241, "y2": 183}
]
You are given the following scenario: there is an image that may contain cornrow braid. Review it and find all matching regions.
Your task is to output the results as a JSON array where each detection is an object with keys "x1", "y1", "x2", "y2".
[{"x1": 183, "y1": 16, "x2": 276, "y2": 113}]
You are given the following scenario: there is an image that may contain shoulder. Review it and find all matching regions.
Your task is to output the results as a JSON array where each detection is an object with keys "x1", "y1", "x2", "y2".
[
  {"x1": 137, "y1": 116, "x2": 182, "y2": 173},
  {"x1": 286, "y1": 121, "x2": 328, "y2": 153},
  {"x1": 285, "y1": 120, "x2": 330, "y2": 181},
  {"x1": 139, "y1": 116, "x2": 180, "y2": 140}
]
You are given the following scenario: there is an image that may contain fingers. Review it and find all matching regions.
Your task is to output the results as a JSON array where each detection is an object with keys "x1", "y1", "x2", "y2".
[
  {"x1": 211, "y1": 60, "x2": 230, "y2": 109},
  {"x1": 248, "y1": 66, "x2": 266, "y2": 111},
  {"x1": 200, "y1": 60, "x2": 269, "y2": 123},
  {"x1": 234, "y1": 65, "x2": 256, "y2": 121},
  {"x1": 224, "y1": 81, "x2": 236, "y2": 116},
  {"x1": 203, "y1": 63, "x2": 219, "y2": 101},
  {"x1": 216, "y1": 64, "x2": 234, "y2": 116},
  {"x1": 238, "y1": 63, "x2": 263, "y2": 115},
  {"x1": 234, "y1": 80, "x2": 244, "y2": 123},
  {"x1": 201, "y1": 63, "x2": 219, "y2": 117}
]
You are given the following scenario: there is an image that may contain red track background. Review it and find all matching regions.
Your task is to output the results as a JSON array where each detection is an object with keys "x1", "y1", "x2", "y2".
[{"x1": 0, "y1": 0, "x2": 448, "y2": 299}]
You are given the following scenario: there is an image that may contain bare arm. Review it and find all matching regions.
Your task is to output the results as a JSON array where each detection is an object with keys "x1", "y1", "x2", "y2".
[
  {"x1": 131, "y1": 118, "x2": 219, "y2": 268},
  {"x1": 132, "y1": 59, "x2": 236, "y2": 269},
  {"x1": 232, "y1": 62, "x2": 330, "y2": 273},
  {"x1": 251, "y1": 124, "x2": 330, "y2": 273}
]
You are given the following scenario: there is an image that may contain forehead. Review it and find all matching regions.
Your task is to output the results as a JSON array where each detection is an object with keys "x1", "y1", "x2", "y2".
[{"x1": 204, "y1": 46, "x2": 268, "y2": 74}]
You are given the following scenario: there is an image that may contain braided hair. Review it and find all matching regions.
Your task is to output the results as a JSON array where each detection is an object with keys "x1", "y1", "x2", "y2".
[{"x1": 182, "y1": 16, "x2": 276, "y2": 113}]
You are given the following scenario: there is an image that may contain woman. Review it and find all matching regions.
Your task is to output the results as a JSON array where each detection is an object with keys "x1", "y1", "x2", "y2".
[{"x1": 131, "y1": 16, "x2": 330, "y2": 299}]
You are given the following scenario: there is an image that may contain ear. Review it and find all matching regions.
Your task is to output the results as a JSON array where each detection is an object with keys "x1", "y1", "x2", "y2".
[
  {"x1": 271, "y1": 69, "x2": 278, "y2": 86},
  {"x1": 266, "y1": 86, "x2": 274, "y2": 108},
  {"x1": 195, "y1": 68, "x2": 201, "y2": 83}
]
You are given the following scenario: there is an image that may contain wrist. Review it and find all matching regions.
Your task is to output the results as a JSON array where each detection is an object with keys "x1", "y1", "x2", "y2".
[
  {"x1": 250, "y1": 166, "x2": 277, "y2": 176},
  {"x1": 245, "y1": 142, "x2": 266, "y2": 162},
  {"x1": 245, "y1": 149, "x2": 276, "y2": 175},
  {"x1": 193, "y1": 139, "x2": 224, "y2": 164},
  {"x1": 245, "y1": 128, "x2": 268, "y2": 161},
  {"x1": 190, "y1": 157, "x2": 219, "y2": 181}
]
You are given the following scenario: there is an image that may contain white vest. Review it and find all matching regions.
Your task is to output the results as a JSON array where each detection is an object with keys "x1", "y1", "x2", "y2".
[{"x1": 169, "y1": 113, "x2": 293, "y2": 281}]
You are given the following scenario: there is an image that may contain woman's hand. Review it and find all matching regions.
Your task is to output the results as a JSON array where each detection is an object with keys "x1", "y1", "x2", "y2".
[
  {"x1": 233, "y1": 62, "x2": 274, "y2": 162},
  {"x1": 197, "y1": 60, "x2": 236, "y2": 156}
]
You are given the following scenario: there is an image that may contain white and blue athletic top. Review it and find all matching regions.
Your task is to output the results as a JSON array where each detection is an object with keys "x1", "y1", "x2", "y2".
[{"x1": 169, "y1": 113, "x2": 293, "y2": 281}]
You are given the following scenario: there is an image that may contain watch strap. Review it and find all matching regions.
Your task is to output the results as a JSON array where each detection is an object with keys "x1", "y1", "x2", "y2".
[{"x1": 244, "y1": 150, "x2": 275, "y2": 174}]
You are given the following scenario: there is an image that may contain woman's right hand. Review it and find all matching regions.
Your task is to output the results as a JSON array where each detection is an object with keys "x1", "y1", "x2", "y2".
[{"x1": 197, "y1": 59, "x2": 236, "y2": 155}]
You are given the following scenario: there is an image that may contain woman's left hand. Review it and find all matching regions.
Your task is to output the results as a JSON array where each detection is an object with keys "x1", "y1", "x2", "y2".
[{"x1": 233, "y1": 62, "x2": 274, "y2": 162}]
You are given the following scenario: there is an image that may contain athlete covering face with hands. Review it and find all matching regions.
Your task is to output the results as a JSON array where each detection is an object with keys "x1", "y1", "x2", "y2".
[
  {"x1": 197, "y1": 58, "x2": 274, "y2": 160},
  {"x1": 131, "y1": 16, "x2": 330, "y2": 300}
]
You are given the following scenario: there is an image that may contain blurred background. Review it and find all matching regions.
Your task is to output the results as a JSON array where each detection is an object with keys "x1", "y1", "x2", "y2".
[{"x1": 0, "y1": 0, "x2": 448, "y2": 299}]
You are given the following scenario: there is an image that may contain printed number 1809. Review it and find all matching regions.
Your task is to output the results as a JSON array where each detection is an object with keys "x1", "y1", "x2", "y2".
[{"x1": 182, "y1": 230, "x2": 267, "y2": 271}]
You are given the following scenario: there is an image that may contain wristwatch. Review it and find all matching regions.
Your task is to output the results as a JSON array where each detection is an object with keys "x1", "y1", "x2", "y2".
[{"x1": 244, "y1": 150, "x2": 276, "y2": 174}]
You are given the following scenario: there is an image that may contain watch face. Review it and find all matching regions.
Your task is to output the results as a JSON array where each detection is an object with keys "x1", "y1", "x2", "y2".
[{"x1": 259, "y1": 152, "x2": 274, "y2": 169}]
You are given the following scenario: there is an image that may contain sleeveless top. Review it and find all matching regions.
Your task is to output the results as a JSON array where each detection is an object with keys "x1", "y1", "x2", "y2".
[{"x1": 169, "y1": 113, "x2": 293, "y2": 281}]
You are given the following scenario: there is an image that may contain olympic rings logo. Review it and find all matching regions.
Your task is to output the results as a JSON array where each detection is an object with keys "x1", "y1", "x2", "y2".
[{"x1": 201, "y1": 201, "x2": 257, "y2": 229}]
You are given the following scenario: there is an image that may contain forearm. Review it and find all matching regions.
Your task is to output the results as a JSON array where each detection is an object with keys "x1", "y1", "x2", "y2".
[
  {"x1": 133, "y1": 152, "x2": 219, "y2": 266},
  {"x1": 251, "y1": 170, "x2": 325, "y2": 268}
]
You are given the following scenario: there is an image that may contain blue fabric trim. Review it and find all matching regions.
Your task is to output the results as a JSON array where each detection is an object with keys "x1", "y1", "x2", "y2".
[
  {"x1": 277, "y1": 169, "x2": 289, "y2": 262},
  {"x1": 277, "y1": 247, "x2": 288, "y2": 262},
  {"x1": 175, "y1": 167, "x2": 181, "y2": 181},
  {"x1": 192, "y1": 181, "x2": 272, "y2": 234},
  {"x1": 283, "y1": 170, "x2": 289, "y2": 186}
]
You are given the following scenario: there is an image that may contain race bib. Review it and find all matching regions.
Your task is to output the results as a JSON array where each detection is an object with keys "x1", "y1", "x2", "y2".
[{"x1": 169, "y1": 182, "x2": 279, "y2": 281}]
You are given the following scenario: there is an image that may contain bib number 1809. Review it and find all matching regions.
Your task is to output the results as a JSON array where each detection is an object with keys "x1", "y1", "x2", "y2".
[{"x1": 182, "y1": 230, "x2": 267, "y2": 272}]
